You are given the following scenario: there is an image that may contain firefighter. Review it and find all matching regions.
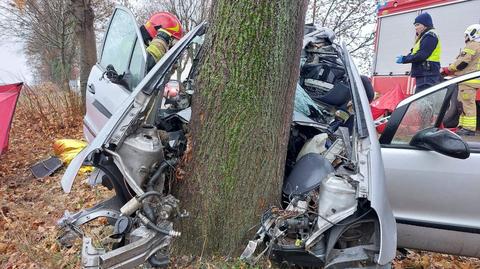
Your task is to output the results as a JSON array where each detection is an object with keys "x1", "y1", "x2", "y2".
[
  {"x1": 396, "y1": 12, "x2": 441, "y2": 93},
  {"x1": 441, "y1": 24, "x2": 480, "y2": 136},
  {"x1": 140, "y1": 12, "x2": 183, "y2": 71}
]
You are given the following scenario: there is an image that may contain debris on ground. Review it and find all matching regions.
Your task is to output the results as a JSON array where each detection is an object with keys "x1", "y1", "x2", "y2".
[
  {"x1": 30, "y1": 156, "x2": 62, "y2": 179},
  {"x1": 1, "y1": 84, "x2": 480, "y2": 268}
]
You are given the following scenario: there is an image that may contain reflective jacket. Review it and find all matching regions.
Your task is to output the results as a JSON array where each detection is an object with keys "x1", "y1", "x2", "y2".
[
  {"x1": 145, "y1": 38, "x2": 169, "y2": 72},
  {"x1": 449, "y1": 41, "x2": 480, "y2": 87},
  {"x1": 403, "y1": 29, "x2": 441, "y2": 77}
]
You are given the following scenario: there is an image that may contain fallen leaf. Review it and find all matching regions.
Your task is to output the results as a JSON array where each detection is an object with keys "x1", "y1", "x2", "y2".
[
  {"x1": 50, "y1": 242, "x2": 59, "y2": 252},
  {"x1": 0, "y1": 242, "x2": 8, "y2": 253}
]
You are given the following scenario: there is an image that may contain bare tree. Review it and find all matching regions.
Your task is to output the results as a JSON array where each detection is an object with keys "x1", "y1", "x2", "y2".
[
  {"x1": 307, "y1": 0, "x2": 377, "y2": 73},
  {"x1": 161, "y1": 0, "x2": 210, "y2": 32},
  {"x1": 0, "y1": 0, "x2": 114, "y2": 95},
  {"x1": 70, "y1": 0, "x2": 115, "y2": 107},
  {"x1": 70, "y1": 0, "x2": 96, "y2": 107},
  {"x1": 0, "y1": 0, "x2": 77, "y2": 89},
  {"x1": 89, "y1": 0, "x2": 116, "y2": 51}
]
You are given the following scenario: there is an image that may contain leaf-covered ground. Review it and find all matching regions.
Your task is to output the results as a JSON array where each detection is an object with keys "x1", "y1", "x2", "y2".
[
  {"x1": 0, "y1": 86, "x2": 104, "y2": 268},
  {"x1": 1, "y1": 87, "x2": 479, "y2": 268}
]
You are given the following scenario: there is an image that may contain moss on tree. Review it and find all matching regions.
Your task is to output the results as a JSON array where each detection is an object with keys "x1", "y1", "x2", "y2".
[{"x1": 175, "y1": 0, "x2": 307, "y2": 256}]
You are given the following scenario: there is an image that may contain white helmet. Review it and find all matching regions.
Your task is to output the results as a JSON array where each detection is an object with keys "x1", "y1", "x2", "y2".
[{"x1": 464, "y1": 24, "x2": 480, "y2": 42}]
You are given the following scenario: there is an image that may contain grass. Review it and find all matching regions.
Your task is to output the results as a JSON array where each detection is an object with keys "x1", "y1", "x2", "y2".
[
  {"x1": 0, "y1": 83, "x2": 96, "y2": 268},
  {"x1": 17, "y1": 82, "x2": 84, "y2": 133}
]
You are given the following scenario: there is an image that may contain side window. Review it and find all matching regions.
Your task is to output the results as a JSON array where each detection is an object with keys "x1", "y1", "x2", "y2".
[
  {"x1": 100, "y1": 9, "x2": 137, "y2": 74},
  {"x1": 128, "y1": 39, "x2": 145, "y2": 88},
  {"x1": 454, "y1": 79, "x2": 480, "y2": 143},
  {"x1": 391, "y1": 87, "x2": 448, "y2": 144}
]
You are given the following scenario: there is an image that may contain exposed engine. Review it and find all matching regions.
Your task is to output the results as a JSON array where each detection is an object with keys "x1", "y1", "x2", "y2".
[
  {"x1": 117, "y1": 125, "x2": 165, "y2": 186},
  {"x1": 57, "y1": 58, "x2": 195, "y2": 269},
  {"x1": 58, "y1": 109, "x2": 190, "y2": 268},
  {"x1": 240, "y1": 27, "x2": 381, "y2": 268},
  {"x1": 57, "y1": 25, "x2": 381, "y2": 269}
]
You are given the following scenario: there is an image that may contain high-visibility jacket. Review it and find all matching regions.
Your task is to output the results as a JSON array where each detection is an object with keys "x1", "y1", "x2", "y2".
[
  {"x1": 145, "y1": 37, "x2": 169, "y2": 72},
  {"x1": 449, "y1": 41, "x2": 480, "y2": 87},
  {"x1": 403, "y1": 29, "x2": 441, "y2": 77},
  {"x1": 146, "y1": 38, "x2": 168, "y2": 63},
  {"x1": 412, "y1": 29, "x2": 441, "y2": 62}
]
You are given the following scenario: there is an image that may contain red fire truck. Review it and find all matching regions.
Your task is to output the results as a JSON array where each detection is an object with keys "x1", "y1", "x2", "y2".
[
  {"x1": 372, "y1": 0, "x2": 480, "y2": 100},
  {"x1": 370, "y1": 0, "x2": 480, "y2": 132}
]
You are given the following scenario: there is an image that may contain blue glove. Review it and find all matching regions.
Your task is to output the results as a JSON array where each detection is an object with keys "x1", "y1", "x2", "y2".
[{"x1": 396, "y1": 55, "x2": 405, "y2": 64}]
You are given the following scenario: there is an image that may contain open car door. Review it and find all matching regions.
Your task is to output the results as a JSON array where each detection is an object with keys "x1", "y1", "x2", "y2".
[
  {"x1": 83, "y1": 7, "x2": 147, "y2": 142},
  {"x1": 58, "y1": 24, "x2": 207, "y2": 268},
  {"x1": 379, "y1": 71, "x2": 480, "y2": 257}
]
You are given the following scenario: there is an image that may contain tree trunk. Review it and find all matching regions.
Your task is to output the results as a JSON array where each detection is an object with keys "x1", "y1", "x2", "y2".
[
  {"x1": 60, "y1": 44, "x2": 70, "y2": 91},
  {"x1": 71, "y1": 0, "x2": 97, "y2": 110},
  {"x1": 175, "y1": 0, "x2": 307, "y2": 256},
  {"x1": 312, "y1": 0, "x2": 317, "y2": 23}
]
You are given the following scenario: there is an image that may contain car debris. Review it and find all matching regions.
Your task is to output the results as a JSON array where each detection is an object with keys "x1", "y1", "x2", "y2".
[
  {"x1": 57, "y1": 23, "x2": 205, "y2": 269},
  {"x1": 30, "y1": 156, "x2": 62, "y2": 179},
  {"x1": 240, "y1": 27, "x2": 393, "y2": 268},
  {"x1": 57, "y1": 18, "x2": 396, "y2": 268}
]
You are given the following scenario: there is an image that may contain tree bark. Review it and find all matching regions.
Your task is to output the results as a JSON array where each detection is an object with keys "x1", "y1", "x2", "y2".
[
  {"x1": 71, "y1": 0, "x2": 97, "y2": 110},
  {"x1": 175, "y1": 0, "x2": 307, "y2": 256}
]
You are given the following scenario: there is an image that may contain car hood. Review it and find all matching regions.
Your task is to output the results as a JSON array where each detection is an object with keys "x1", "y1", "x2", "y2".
[
  {"x1": 61, "y1": 23, "x2": 206, "y2": 193},
  {"x1": 60, "y1": 25, "x2": 396, "y2": 265}
]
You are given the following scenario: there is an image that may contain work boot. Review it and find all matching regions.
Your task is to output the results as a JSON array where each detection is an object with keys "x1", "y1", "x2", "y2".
[{"x1": 455, "y1": 128, "x2": 476, "y2": 136}]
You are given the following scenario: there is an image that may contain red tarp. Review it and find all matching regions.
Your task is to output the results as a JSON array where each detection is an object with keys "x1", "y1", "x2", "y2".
[
  {"x1": 371, "y1": 84, "x2": 407, "y2": 133},
  {"x1": 371, "y1": 84, "x2": 407, "y2": 119},
  {"x1": 0, "y1": 83, "x2": 22, "y2": 156}
]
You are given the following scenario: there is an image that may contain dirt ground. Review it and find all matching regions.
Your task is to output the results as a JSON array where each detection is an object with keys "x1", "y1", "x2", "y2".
[{"x1": 1, "y1": 88, "x2": 480, "y2": 268}]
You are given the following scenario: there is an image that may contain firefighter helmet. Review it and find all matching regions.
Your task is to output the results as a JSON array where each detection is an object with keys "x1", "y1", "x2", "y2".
[
  {"x1": 464, "y1": 24, "x2": 480, "y2": 42},
  {"x1": 144, "y1": 12, "x2": 183, "y2": 40}
]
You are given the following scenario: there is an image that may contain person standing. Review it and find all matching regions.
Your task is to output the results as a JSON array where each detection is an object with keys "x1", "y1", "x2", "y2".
[
  {"x1": 441, "y1": 24, "x2": 480, "y2": 136},
  {"x1": 396, "y1": 12, "x2": 442, "y2": 93}
]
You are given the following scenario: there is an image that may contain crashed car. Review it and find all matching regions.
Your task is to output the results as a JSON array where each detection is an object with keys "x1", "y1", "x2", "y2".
[
  {"x1": 240, "y1": 26, "x2": 396, "y2": 268},
  {"x1": 58, "y1": 6, "x2": 480, "y2": 269}
]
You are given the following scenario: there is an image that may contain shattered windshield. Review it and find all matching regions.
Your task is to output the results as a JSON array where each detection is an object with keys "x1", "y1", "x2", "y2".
[{"x1": 294, "y1": 83, "x2": 324, "y2": 117}]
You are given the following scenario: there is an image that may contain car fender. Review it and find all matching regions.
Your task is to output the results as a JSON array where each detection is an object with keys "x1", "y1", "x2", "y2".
[{"x1": 61, "y1": 23, "x2": 206, "y2": 193}]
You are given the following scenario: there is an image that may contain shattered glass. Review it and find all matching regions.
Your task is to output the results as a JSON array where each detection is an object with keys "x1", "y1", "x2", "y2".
[{"x1": 294, "y1": 84, "x2": 323, "y2": 117}]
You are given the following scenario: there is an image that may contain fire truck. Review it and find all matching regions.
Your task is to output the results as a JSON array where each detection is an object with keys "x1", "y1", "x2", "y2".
[{"x1": 372, "y1": 0, "x2": 480, "y2": 100}]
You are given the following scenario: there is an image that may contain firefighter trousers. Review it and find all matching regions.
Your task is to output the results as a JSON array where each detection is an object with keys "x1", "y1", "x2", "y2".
[{"x1": 458, "y1": 84, "x2": 478, "y2": 132}]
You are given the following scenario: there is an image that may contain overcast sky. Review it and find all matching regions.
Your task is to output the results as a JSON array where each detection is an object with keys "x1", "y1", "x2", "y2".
[{"x1": 0, "y1": 41, "x2": 33, "y2": 85}]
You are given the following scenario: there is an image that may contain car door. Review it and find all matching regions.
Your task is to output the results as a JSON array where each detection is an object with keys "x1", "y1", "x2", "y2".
[
  {"x1": 83, "y1": 7, "x2": 147, "y2": 142},
  {"x1": 61, "y1": 23, "x2": 206, "y2": 194},
  {"x1": 379, "y1": 71, "x2": 480, "y2": 257}
]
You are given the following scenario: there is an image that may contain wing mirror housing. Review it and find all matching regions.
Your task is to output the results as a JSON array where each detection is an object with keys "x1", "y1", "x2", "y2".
[
  {"x1": 103, "y1": 64, "x2": 131, "y2": 91},
  {"x1": 410, "y1": 127, "x2": 470, "y2": 159}
]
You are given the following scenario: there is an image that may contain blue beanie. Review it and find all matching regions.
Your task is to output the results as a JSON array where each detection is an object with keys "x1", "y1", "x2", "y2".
[{"x1": 414, "y1": 12, "x2": 433, "y2": 28}]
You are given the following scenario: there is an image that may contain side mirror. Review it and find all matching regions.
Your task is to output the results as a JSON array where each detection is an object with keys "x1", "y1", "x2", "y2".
[
  {"x1": 104, "y1": 64, "x2": 131, "y2": 91},
  {"x1": 410, "y1": 127, "x2": 470, "y2": 159}
]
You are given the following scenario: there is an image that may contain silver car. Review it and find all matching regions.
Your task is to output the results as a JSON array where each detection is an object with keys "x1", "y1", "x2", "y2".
[
  {"x1": 58, "y1": 6, "x2": 479, "y2": 269},
  {"x1": 380, "y1": 71, "x2": 480, "y2": 258}
]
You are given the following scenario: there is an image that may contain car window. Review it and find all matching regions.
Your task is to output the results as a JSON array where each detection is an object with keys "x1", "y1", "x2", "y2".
[
  {"x1": 156, "y1": 34, "x2": 204, "y2": 111},
  {"x1": 128, "y1": 38, "x2": 145, "y2": 88},
  {"x1": 445, "y1": 76, "x2": 480, "y2": 147},
  {"x1": 391, "y1": 87, "x2": 448, "y2": 144},
  {"x1": 100, "y1": 9, "x2": 137, "y2": 74}
]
